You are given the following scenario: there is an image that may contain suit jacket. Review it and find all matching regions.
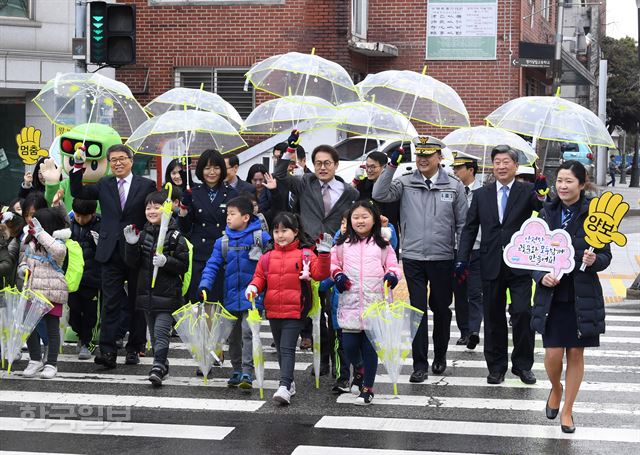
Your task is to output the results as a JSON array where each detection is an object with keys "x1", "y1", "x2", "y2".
[
  {"x1": 458, "y1": 180, "x2": 543, "y2": 280},
  {"x1": 178, "y1": 183, "x2": 238, "y2": 263},
  {"x1": 69, "y1": 168, "x2": 156, "y2": 263}
]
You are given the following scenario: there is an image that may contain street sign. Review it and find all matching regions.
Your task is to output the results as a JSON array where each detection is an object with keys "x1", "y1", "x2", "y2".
[{"x1": 512, "y1": 58, "x2": 552, "y2": 68}]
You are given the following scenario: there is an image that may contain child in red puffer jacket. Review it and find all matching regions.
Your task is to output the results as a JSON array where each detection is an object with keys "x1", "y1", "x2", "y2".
[{"x1": 246, "y1": 212, "x2": 332, "y2": 405}]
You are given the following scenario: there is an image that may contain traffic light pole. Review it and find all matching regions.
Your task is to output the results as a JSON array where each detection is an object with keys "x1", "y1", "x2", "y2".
[{"x1": 75, "y1": 0, "x2": 87, "y2": 73}]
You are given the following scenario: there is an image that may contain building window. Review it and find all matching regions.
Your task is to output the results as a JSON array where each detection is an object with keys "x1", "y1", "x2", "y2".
[
  {"x1": 351, "y1": 0, "x2": 368, "y2": 39},
  {"x1": 175, "y1": 68, "x2": 255, "y2": 119},
  {"x1": 541, "y1": 0, "x2": 550, "y2": 20},
  {"x1": 0, "y1": 0, "x2": 31, "y2": 19}
]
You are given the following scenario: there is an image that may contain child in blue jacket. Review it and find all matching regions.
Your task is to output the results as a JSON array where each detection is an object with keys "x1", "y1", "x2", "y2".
[{"x1": 198, "y1": 196, "x2": 271, "y2": 390}]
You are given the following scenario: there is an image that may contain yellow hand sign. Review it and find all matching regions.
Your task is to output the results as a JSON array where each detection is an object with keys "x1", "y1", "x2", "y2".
[
  {"x1": 583, "y1": 191, "x2": 629, "y2": 249},
  {"x1": 16, "y1": 126, "x2": 48, "y2": 165}
]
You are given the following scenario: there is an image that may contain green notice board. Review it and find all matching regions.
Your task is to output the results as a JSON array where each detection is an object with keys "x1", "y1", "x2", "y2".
[{"x1": 426, "y1": 0, "x2": 497, "y2": 60}]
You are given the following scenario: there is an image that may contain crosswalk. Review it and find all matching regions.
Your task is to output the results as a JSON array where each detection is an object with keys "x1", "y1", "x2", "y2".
[{"x1": 1, "y1": 306, "x2": 639, "y2": 454}]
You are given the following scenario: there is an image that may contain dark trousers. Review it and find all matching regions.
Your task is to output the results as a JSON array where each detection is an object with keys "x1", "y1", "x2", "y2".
[
  {"x1": 482, "y1": 263, "x2": 535, "y2": 375},
  {"x1": 300, "y1": 317, "x2": 312, "y2": 339},
  {"x1": 403, "y1": 258, "x2": 454, "y2": 371},
  {"x1": 319, "y1": 291, "x2": 350, "y2": 379},
  {"x1": 607, "y1": 171, "x2": 616, "y2": 186},
  {"x1": 27, "y1": 314, "x2": 60, "y2": 366},
  {"x1": 188, "y1": 259, "x2": 224, "y2": 304},
  {"x1": 99, "y1": 250, "x2": 146, "y2": 355},
  {"x1": 342, "y1": 331, "x2": 377, "y2": 389},
  {"x1": 269, "y1": 318, "x2": 305, "y2": 388},
  {"x1": 453, "y1": 250, "x2": 483, "y2": 335},
  {"x1": 68, "y1": 287, "x2": 100, "y2": 346}
]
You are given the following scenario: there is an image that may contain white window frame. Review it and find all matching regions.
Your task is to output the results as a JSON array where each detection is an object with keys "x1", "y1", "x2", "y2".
[
  {"x1": 351, "y1": 0, "x2": 368, "y2": 40},
  {"x1": 541, "y1": 0, "x2": 550, "y2": 21},
  {"x1": 0, "y1": 0, "x2": 33, "y2": 21}
]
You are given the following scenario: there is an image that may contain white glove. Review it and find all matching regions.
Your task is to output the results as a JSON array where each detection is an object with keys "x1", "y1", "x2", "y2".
[
  {"x1": 1, "y1": 211, "x2": 14, "y2": 223},
  {"x1": 123, "y1": 224, "x2": 140, "y2": 245},
  {"x1": 40, "y1": 158, "x2": 62, "y2": 185},
  {"x1": 316, "y1": 232, "x2": 333, "y2": 253},
  {"x1": 292, "y1": 166, "x2": 304, "y2": 176},
  {"x1": 90, "y1": 230, "x2": 99, "y2": 246},
  {"x1": 381, "y1": 226, "x2": 392, "y2": 242},
  {"x1": 152, "y1": 253, "x2": 167, "y2": 268},
  {"x1": 30, "y1": 218, "x2": 44, "y2": 237},
  {"x1": 17, "y1": 265, "x2": 28, "y2": 279},
  {"x1": 245, "y1": 285, "x2": 258, "y2": 301},
  {"x1": 355, "y1": 166, "x2": 366, "y2": 180},
  {"x1": 73, "y1": 148, "x2": 86, "y2": 166}
]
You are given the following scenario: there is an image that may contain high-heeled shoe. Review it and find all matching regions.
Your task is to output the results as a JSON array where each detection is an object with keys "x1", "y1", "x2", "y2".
[
  {"x1": 545, "y1": 384, "x2": 562, "y2": 419},
  {"x1": 561, "y1": 415, "x2": 575, "y2": 433}
]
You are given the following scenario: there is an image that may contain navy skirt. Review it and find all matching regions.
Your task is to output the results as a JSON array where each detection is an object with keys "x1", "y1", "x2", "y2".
[{"x1": 542, "y1": 299, "x2": 599, "y2": 348}]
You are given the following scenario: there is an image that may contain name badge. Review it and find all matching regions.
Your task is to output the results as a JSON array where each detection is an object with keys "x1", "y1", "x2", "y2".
[
  {"x1": 440, "y1": 191, "x2": 454, "y2": 202},
  {"x1": 219, "y1": 204, "x2": 227, "y2": 208}
]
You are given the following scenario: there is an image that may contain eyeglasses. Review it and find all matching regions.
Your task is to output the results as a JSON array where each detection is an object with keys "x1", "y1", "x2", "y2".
[
  {"x1": 314, "y1": 160, "x2": 335, "y2": 169},
  {"x1": 365, "y1": 165, "x2": 381, "y2": 171},
  {"x1": 109, "y1": 157, "x2": 131, "y2": 164}
]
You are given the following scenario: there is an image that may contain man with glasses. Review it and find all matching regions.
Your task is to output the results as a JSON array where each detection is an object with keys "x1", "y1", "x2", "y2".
[
  {"x1": 70, "y1": 144, "x2": 156, "y2": 369},
  {"x1": 373, "y1": 136, "x2": 468, "y2": 382},
  {"x1": 352, "y1": 151, "x2": 400, "y2": 232},
  {"x1": 456, "y1": 145, "x2": 548, "y2": 385},
  {"x1": 274, "y1": 131, "x2": 358, "y2": 382}
]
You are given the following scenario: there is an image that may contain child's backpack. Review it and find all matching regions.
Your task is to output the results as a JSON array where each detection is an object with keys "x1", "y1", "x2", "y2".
[
  {"x1": 221, "y1": 229, "x2": 265, "y2": 262},
  {"x1": 46, "y1": 239, "x2": 84, "y2": 293},
  {"x1": 164, "y1": 229, "x2": 193, "y2": 297}
]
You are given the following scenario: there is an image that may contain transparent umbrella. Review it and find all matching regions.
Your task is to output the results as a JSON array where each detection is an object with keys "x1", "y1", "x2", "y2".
[
  {"x1": 245, "y1": 50, "x2": 360, "y2": 105},
  {"x1": 332, "y1": 101, "x2": 418, "y2": 140},
  {"x1": 32, "y1": 72, "x2": 148, "y2": 138},
  {"x1": 308, "y1": 280, "x2": 322, "y2": 389},
  {"x1": 357, "y1": 68, "x2": 470, "y2": 128},
  {"x1": 145, "y1": 87, "x2": 244, "y2": 130},
  {"x1": 247, "y1": 297, "x2": 265, "y2": 399},
  {"x1": 442, "y1": 126, "x2": 538, "y2": 168},
  {"x1": 485, "y1": 92, "x2": 615, "y2": 148},
  {"x1": 362, "y1": 284, "x2": 423, "y2": 395},
  {"x1": 241, "y1": 96, "x2": 337, "y2": 135},
  {"x1": 172, "y1": 301, "x2": 214, "y2": 384}
]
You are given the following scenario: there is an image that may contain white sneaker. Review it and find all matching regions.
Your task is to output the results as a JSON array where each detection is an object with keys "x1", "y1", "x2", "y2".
[
  {"x1": 272, "y1": 385, "x2": 291, "y2": 405},
  {"x1": 78, "y1": 345, "x2": 91, "y2": 360},
  {"x1": 22, "y1": 360, "x2": 44, "y2": 377},
  {"x1": 289, "y1": 381, "x2": 296, "y2": 397},
  {"x1": 40, "y1": 364, "x2": 57, "y2": 379}
]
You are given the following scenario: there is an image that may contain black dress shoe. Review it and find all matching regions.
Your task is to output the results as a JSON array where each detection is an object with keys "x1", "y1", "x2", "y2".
[
  {"x1": 466, "y1": 332, "x2": 480, "y2": 350},
  {"x1": 561, "y1": 415, "x2": 575, "y2": 433},
  {"x1": 486, "y1": 371, "x2": 505, "y2": 384},
  {"x1": 409, "y1": 370, "x2": 427, "y2": 383},
  {"x1": 431, "y1": 360, "x2": 447, "y2": 375},
  {"x1": 512, "y1": 368, "x2": 537, "y2": 384},
  {"x1": 545, "y1": 385, "x2": 562, "y2": 419},
  {"x1": 125, "y1": 351, "x2": 140, "y2": 365},
  {"x1": 94, "y1": 351, "x2": 117, "y2": 369},
  {"x1": 455, "y1": 336, "x2": 469, "y2": 346}
]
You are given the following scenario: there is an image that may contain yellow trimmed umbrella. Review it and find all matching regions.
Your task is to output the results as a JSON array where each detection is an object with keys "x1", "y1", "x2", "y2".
[
  {"x1": 241, "y1": 96, "x2": 337, "y2": 135},
  {"x1": 247, "y1": 297, "x2": 265, "y2": 399},
  {"x1": 485, "y1": 91, "x2": 615, "y2": 148},
  {"x1": 151, "y1": 183, "x2": 174, "y2": 289},
  {"x1": 332, "y1": 101, "x2": 418, "y2": 140},
  {"x1": 356, "y1": 67, "x2": 470, "y2": 128},
  {"x1": 145, "y1": 87, "x2": 244, "y2": 130},
  {"x1": 33, "y1": 72, "x2": 148, "y2": 138},
  {"x1": 245, "y1": 50, "x2": 360, "y2": 105}
]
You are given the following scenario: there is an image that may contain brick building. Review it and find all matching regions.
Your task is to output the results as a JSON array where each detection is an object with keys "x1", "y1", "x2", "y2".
[{"x1": 118, "y1": 0, "x2": 568, "y2": 138}]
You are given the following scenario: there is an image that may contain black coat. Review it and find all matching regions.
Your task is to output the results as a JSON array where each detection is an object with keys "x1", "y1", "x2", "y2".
[
  {"x1": 458, "y1": 180, "x2": 544, "y2": 280},
  {"x1": 530, "y1": 197, "x2": 611, "y2": 338},
  {"x1": 123, "y1": 221, "x2": 189, "y2": 313},
  {"x1": 178, "y1": 183, "x2": 238, "y2": 263},
  {"x1": 70, "y1": 215, "x2": 102, "y2": 289},
  {"x1": 232, "y1": 178, "x2": 256, "y2": 197},
  {"x1": 70, "y1": 169, "x2": 157, "y2": 263}
]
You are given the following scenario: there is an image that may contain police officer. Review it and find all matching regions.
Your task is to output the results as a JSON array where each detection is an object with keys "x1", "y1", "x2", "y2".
[
  {"x1": 451, "y1": 151, "x2": 483, "y2": 349},
  {"x1": 372, "y1": 136, "x2": 468, "y2": 382}
]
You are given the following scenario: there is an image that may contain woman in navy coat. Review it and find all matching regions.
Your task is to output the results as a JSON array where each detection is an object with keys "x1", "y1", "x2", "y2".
[
  {"x1": 178, "y1": 149, "x2": 238, "y2": 304},
  {"x1": 530, "y1": 160, "x2": 611, "y2": 434}
]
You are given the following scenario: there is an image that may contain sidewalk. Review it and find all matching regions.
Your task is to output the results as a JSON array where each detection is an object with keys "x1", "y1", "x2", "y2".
[{"x1": 596, "y1": 179, "x2": 640, "y2": 215}]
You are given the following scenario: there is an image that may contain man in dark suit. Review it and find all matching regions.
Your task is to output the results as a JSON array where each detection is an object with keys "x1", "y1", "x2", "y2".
[
  {"x1": 457, "y1": 145, "x2": 548, "y2": 385},
  {"x1": 70, "y1": 144, "x2": 156, "y2": 369},
  {"x1": 224, "y1": 154, "x2": 256, "y2": 196}
]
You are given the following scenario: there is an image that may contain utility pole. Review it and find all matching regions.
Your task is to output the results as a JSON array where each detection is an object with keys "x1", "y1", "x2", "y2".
[
  {"x1": 552, "y1": 1, "x2": 565, "y2": 93},
  {"x1": 75, "y1": 0, "x2": 87, "y2": 73},
  {"x1": 595, "y1": 59, "x2": 608, "y2": 186}
]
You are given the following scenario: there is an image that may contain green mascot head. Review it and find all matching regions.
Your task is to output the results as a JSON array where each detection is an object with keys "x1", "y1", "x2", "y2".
[{"x1": 58, "y1": 123, "x2": 122, "y2": 183}]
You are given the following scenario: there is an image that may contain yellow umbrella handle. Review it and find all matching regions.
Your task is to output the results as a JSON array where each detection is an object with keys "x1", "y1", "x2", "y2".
[
  {"x1": 201, "y1": 289, "x2": 207, "y2": 303},
  {"x1": 164, "y1": 182, "x2": 173, "y2": 201},
  {"x1": 249, "y1": 294, "x2": 256, "y2": 311}
]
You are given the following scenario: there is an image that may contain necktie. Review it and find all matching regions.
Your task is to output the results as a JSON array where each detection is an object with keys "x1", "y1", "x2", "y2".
[
  {"x1": 208, "y1": 187, "x2": 218, "y2": 203},
  {"x1": 118, "y1": 179, "x2": 126, "y2": 210},
  {"x1": 500, "y1": 185, "x2": 509, "y2": 222},
  {"x1": 465, "y1": 186, "x2": 470, "y2": 196},
  {"x1": 561, "y1": 208, "x2": 573, "y2": 229},
  {"x1": 321, "y1": 183, "x2": 332, "y2": 216},
  {"x1": 425, "y1": 179, "x2": 432, "y2": 189}
]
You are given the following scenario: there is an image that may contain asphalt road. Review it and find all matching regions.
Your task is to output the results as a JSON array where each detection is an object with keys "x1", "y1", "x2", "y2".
[{"x1": 1, "y1": 303, "x2": 639, "y2": 455}]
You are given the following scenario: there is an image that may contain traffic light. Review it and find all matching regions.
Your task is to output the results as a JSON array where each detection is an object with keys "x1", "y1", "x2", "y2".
[{"x1": 89, "y1": 2, "x2": 136, "y2": 66}]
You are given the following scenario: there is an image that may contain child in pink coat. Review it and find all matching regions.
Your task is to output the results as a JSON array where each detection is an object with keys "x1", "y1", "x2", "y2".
[{"x1": 330, "y1": 201, "x2": 401, "y2": 405}]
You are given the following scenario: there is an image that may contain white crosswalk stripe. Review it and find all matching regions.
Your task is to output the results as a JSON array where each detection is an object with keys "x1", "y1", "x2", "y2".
[{"x1": 1, "y1": 306, "x2": 639, "y2": 453}]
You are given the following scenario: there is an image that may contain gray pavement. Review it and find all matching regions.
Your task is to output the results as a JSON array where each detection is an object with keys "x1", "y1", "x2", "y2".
[{"x1": 1, "y1": 304, "x2": 639, "y2": 454}]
